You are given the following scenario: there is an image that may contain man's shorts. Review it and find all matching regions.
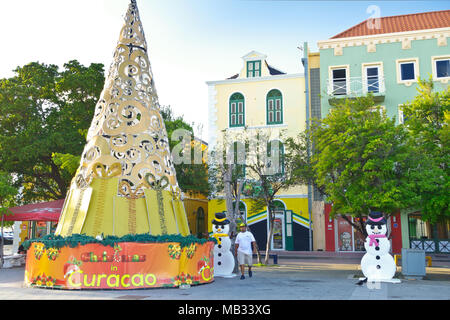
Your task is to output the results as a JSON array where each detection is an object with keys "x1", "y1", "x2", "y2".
[{"x1": 237, "y1": 251, "x2": 253, "y2": 266}]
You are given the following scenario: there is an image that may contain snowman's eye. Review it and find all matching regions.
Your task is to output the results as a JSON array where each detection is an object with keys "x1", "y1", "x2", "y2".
[{"x1": 371, "y1": 225, "x2": 375, "y2": 229}]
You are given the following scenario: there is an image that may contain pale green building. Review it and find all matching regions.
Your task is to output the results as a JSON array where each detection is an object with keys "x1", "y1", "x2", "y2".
[{"x1": 307, "y1": 10, "x2": 450, "y2": 253}]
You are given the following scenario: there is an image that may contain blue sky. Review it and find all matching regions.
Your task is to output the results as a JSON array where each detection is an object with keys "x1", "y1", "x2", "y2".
[{"x1": 0, "y1": 0, "x2": 448, "y2": 140}]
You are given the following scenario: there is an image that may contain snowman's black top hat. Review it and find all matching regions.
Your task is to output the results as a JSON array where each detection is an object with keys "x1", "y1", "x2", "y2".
[
  {"x1": 212, "y1": 212, "x2": 230, "y2": 225},
  {"x1": 366, "y1": 211, "x2": 386, "y2": 225}
]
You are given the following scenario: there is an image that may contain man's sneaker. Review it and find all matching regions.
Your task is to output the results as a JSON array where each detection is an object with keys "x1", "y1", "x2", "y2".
[
  {"x1": 249, "y1": 270, "x2": 253, "y2": 278},
  {"x1": 240, "y1": 275, "x2": 245, "y2": 280}
]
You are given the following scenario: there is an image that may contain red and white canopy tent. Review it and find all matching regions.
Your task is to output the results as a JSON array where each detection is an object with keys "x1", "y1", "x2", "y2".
[{"x1": 3, "y1": 199, "x2": 64, "y2": 222}]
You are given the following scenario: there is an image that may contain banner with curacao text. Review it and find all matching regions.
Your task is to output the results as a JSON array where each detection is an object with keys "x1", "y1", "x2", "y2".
[{"x1": 25, "y1": 241, "x2": 215, "y2": 289}]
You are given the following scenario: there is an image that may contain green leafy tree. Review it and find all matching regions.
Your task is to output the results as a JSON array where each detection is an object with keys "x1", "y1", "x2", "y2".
[
  {"x1": 51, "y1": 152, "x2": 81, "y2": 178},
  {"x1": 0, "y1": 172, "x2": 17, "y2": 224},
  {"x1": 0, "y1": 172, "x2": 18, "y2": 266},
  {"x1": 296, "y1": 95, "x2": 417, "y2": 237},
  {"x1": 401, "y1": 78, "x2": 449, "y2": 223},
  {"x1": 0, "y1": 60, "x2": 104, "y2": 202},
  {"x1": 160, "y1": 105, "x2": 209, "y2": 196}
]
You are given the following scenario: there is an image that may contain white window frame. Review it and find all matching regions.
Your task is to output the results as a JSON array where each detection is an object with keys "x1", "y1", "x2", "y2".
[
  {"x1": 396, "y1": 58, "x2": 419, "y2": 85},
  {"x1": 362, "y1": 62, "x2": 384, "y2": 94},
  {"x1": 328, "y1": 65, "x2": 349, "y2": 95},
  {"x1": 431, "y1": 55, "x2": 450, "y2": 82}
]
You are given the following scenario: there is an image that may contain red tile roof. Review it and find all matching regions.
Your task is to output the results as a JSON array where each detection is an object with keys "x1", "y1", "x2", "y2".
[{"x1": 331, "y1": 10, "x2": 450, "y2": 39}]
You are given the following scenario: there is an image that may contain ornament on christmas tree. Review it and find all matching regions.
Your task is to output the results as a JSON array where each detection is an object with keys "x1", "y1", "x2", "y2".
[{"x1": 55, "y1": 0, "x2": 190, "y2": 238}]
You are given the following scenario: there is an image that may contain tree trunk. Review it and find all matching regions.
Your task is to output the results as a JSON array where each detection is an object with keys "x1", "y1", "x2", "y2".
[
  {"x1": 223, "y1": 165, "x2": 248, "y2": 274},
  {"x1": 341, "y1": 214, "x2": 367, "y2": 238},
  {"x1": 49, "y1": 159, "x2": 67, "y2": 198},
  {"x1": 265, "y1": 218, "x2": 275, "y2": 265},
  {"x1": 264, "y1": 200, "x2": 274, "y2": 265},
  {"x1": 254, "y1": 241, "x2": 262, "y2": 265}
]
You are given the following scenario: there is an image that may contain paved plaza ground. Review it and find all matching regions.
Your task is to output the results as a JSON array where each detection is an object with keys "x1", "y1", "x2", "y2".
[
  {"x1": 1, "y1": 244, "x2": 449, "y2": 307},
  {"x1": 0, "y1": 257, "x2": 448, "y2": 301}
]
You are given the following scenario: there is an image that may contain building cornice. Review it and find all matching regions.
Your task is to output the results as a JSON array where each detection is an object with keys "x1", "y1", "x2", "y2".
[
  {"x1": 206, "y1": 73, "x2": 304, "y2": 86},
  {"x1": 317, "y1": 27, "x2": 450, "y2": 55}
]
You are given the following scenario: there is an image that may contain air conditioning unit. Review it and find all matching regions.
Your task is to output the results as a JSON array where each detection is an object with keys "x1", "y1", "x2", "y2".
[{"x1": 401, "y1": 248, "x2": 426, "y2": 278}]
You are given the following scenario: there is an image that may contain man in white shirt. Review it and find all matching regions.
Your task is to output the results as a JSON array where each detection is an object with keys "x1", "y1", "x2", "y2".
[{"x1": 234, "y1": 223, "x2": 257, "y2": 280}]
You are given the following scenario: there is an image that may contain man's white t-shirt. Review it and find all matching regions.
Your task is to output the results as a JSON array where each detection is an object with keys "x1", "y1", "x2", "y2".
[{"x1": 235, "y1": 231, "x2": 256, "y2": 255}]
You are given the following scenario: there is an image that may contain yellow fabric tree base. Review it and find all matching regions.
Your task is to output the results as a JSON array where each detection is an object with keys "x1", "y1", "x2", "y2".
[
  {"x1": 55, "y1": 183, "x2": 93, "y2": 237},
  {"x1": 55, "y1": 180, "x2": 191, "y2": 238}
]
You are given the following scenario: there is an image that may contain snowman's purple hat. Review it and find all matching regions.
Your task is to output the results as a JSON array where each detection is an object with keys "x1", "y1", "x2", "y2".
[{"x1": 366, "y1": 211, "x2": 386, "y2": 225}]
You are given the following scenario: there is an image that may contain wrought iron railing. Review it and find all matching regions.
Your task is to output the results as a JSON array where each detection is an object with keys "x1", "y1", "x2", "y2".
[
  {"x1": 326, "y1": 76, "x2": 386, "y2": 97},
  {"x1": 410, "y1": 239, "x2": 450, "y2": 253}
]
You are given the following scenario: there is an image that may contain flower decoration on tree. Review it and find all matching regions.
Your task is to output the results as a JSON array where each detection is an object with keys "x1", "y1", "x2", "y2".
[
  {"x1": 33, "y1": 243, "x2": 45, "y2": 260},
  {"x1": 168, "y1": 244, "x2": 182, "y2": 260},
  {"x1": 46, "y1": 247, "x2": 61, "y2": 261},
  {"x1": 32, "y1": 273, "x2": 57, "y2": 287},
  {"x1": 185, "y1": 243, "x2": 197, "y2": 259}
]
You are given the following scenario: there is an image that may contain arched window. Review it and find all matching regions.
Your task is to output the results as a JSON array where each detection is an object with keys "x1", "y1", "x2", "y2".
[
  {"x1": 267, "y1": 140, "x2": 285, "y2": 175},
  {"x1": 272, "y1": 200, "x2": 286, "y2": 213},
  {"x1": 267, "y1": 89, "x2": 283, "y2": 125},
  {"x1": 196, "y1": 207, "x2": 205, "y2": 238},
  {"x1": 229, "y1": 93, "x2": 245, "y2": 127}
]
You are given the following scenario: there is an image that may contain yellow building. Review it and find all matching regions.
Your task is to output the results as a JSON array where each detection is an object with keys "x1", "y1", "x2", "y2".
[
  {"x1": 184, "y1": 190, "x2": 208, "y2": 238},
  {"x1": 206, "y1": 51, "x2": 311, "y2": 251},
  {"x1": 183, "y1": 137, "x2": 209, "y2": 238}
]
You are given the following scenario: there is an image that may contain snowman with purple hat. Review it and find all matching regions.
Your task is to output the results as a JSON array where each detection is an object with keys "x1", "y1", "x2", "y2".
[{"x1": 358, "y1": 211, "x2": 400, "y2": 285}]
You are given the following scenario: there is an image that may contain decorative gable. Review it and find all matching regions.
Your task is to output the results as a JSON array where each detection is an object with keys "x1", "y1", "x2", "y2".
[
  {"x1": 235, "y1": 51, "x2": 286, "y2": 79},
  {"x1": 239, "y1": 51, "x2": 269, "y2": 78}
]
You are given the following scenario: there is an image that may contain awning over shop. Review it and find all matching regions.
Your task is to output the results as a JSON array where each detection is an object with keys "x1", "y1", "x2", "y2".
[{"x1": 4, "y1": 199, "x2": 64, "y2": 221}]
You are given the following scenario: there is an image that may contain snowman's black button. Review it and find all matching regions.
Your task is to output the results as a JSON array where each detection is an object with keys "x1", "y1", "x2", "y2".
[
  {"x1": 376, "y1": 265, "x2": 381, "y2": 269},
  {"x1": 218, "y1": 245, "x2": 222, "y2": 249},
  {"x1": 218, "y1": 238, "x2": 222, "y2": 241},
  {"x1": 218, "y1": 253, "x2": 222, "y2": 257},
  {"x1": 218, "y1": 262, "x2": 222, "y2": 265},
  {"x1": 376, "y1": 239, "x2": 379, "y2": 243},
  {"x1": 376, "y1": 256, "x2": 380, "y2": 260},
  {"x1": 375, "y1": 246, "x2": 380, "y2": 251}
]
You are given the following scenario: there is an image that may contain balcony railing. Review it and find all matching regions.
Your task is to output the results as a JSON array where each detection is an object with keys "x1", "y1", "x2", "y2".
[
  {"x1": 326, "y1": 76, "x2": 386, "y2": 101},
  {"x1": 410, "y1": 239, "x2": 450, "y2": 253}
]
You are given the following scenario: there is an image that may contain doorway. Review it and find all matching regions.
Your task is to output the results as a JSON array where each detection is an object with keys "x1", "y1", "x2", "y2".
[
  {"x1": 196, "y1": 207, "x2": 206, "y2": 238},
  {"x1": 270, "y1": 200, "x2": 286, "y2": 250},
  {"x1": 271, "y1": 213, "x2": 285, "y2": 250}
]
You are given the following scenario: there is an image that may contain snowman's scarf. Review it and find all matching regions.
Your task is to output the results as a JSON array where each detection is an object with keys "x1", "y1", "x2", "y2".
[
  {"x1": 368, "y1": 234, "x2": 386, "y2": 246},
  {"x1": 212, "y1": 233, "x2": 229, "y2": 245}
]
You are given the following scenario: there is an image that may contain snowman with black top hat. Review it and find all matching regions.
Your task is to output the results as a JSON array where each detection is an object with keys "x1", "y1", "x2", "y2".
[
  {"x1": 211, "y1": 212, "x2": 236, "y2": 277},
  {"x1": 358, "y1": 211, "x2": 400, "y2": 285}
]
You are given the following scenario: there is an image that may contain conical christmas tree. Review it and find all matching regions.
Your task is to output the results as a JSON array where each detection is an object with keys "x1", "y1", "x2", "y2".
[{"x1": 55, "y1": 0, "x2": 190, "y2": 238}]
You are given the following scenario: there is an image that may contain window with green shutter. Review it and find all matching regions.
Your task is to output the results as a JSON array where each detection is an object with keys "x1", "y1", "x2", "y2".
[
  {"x1": 229, "y1": 93, "x2": 245, "y2": 127},
  {"x1": 267, "y1": 89, "x2": 283, "y2": 125},
  {"x1": 267, "y1": 140, "x2": 285, "y2": 175},
  {"x1": 247, "y1": 60, "x2": 261, "y2": 78},
  {"x1": 232, "y1": 141, "x2": 246, "y2": 178}
]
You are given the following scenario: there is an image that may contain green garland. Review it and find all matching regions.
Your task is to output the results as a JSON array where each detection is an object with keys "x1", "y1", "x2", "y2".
[{"x1": 23, "y1": 233, "x2": 217, "y2": 250}]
